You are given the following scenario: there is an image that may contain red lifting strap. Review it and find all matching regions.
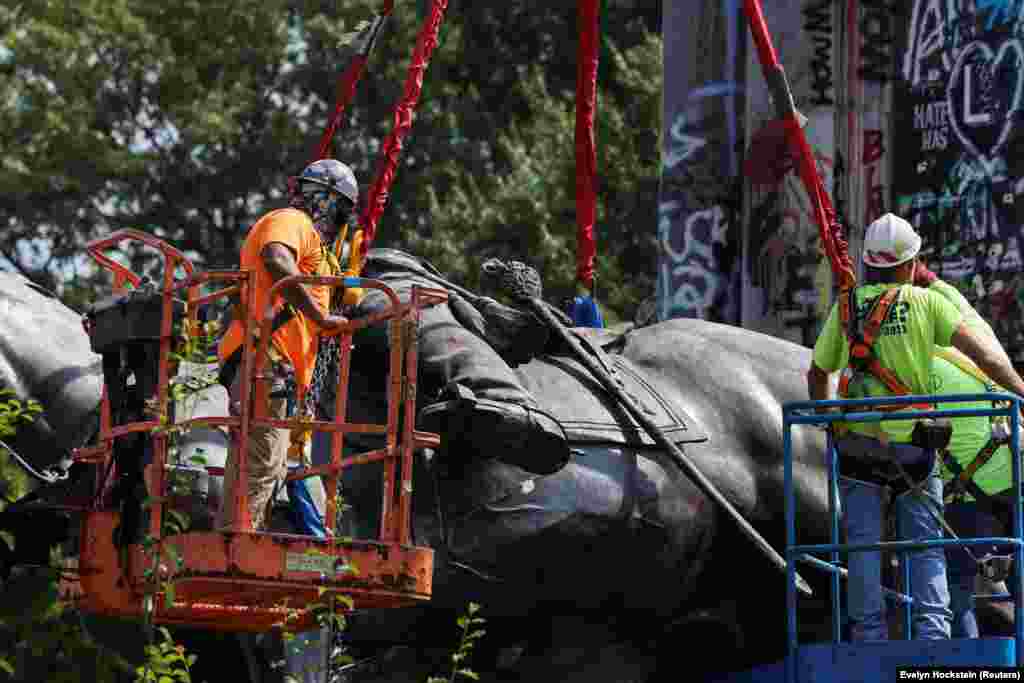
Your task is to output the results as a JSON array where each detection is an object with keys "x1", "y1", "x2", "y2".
[
  {"x1": 359, "y1": 0, "x2": 450, "y2": 262},
  {"x1": 742, "y1": 0, "x2": 856, "y2": 294},
  {"x1": 313, "y1": 3, "x2": 394, "y2": 162},
  {"x1": 839, "y1": 288, "x2": 930, "y2": 408}
]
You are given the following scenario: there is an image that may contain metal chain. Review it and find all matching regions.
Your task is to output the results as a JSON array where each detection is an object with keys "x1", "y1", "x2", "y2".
[{"x1": 305, "y1": 334, "x2": 341, "y2": 419}]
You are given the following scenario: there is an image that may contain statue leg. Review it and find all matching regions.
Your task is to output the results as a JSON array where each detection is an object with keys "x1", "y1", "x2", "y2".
[{"x1": 351, "y1": 273, "x2": 567, "y2": 475}]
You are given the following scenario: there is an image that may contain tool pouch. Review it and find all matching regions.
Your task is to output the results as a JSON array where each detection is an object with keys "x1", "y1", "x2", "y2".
[{"x1": 910, "y1": 418, "x2": 953, "y2": 451}]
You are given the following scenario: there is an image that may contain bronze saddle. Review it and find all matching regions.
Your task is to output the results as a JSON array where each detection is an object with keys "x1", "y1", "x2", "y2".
[{"x1": 513, "y1": 328, "x2": 708, "y2": 450}]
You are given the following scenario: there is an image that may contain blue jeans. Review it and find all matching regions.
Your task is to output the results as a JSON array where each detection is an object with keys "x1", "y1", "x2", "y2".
[
  {"x1": 838, "y1": 439, "x2": 952, "y2": 640},
  {"x1": 944, "y1": 499, "x2": 1014, "y2": 638}
]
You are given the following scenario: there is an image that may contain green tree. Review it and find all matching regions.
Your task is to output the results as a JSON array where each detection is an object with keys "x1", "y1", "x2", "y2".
[{"x1": 2, "y1": 1, "x2": 661, "y2": 322}]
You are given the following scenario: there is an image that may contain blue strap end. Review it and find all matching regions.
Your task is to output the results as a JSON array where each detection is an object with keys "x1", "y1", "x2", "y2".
[{"x1": 568, "y1": 295, "x2": 604, "y2": 328}]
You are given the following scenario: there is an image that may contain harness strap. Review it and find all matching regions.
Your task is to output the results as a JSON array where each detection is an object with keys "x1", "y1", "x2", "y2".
[
  {"x1": 860, "y1": 287, "x2": 900, "y2": 347},
  {"x1": 941, "y1": 447, "x2": 999, "y2": 509},
  {"x1": 838, "y1": 286, "x2": 930, "y2": 411},
  {"x1": 943, "y1": 427, "x2": 1011, "y2": 499},
  {"x1": 960, "y1": 435, "x2": 1004, "y2": 486},
  {"x1": 928, "y1": 347, "x2": 1012, "y2": 503}
]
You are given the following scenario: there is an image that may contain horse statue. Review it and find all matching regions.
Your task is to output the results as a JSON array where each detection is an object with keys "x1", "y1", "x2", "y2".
[
  {"x1": 0, "y1": 256, "x2": 1009, "y2": 682},
  {"x1": 304, "y1": 251, "x2": 839, "y2": 681}
]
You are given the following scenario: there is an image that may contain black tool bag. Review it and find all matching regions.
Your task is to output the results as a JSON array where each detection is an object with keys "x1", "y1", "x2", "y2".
[
  {"x1": 85, "y1": 286, "x2": 185, "y2": 354},
  {"x1": 910, "y1": 418, "x2": 953, "y2": 451},
  {"x1": 837, "y1": 431, "x2": 939, "y2": 495}
]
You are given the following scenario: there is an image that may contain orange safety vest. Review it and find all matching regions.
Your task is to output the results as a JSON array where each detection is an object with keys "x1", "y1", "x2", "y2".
[{"x1": 837, "y1": 286, "x2": 932, "y2": 412}]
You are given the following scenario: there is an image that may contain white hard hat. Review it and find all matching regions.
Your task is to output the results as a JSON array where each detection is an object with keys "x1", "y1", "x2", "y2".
[{"x1": 862, "y1": 213, "x2": 922, "y2": 268}]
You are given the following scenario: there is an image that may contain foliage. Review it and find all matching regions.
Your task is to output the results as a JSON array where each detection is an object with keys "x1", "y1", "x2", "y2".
[
  {"x1": 427, "y1": 601, "x2": 486, "y2": 683},
  {"x1": 134, "y1": 318, "x2": 226, "y2": 680},
  {"x1": 0, "y1": 389, "x2": 42, "y2": 504},
  {"x1": 1, "y1": 1, "x2": 663, "y2": 323},
  {"x1": 276, "y1": 496, "x2": 357, "y2": 680},
  {"x1": 0, "y1": 389, "x2": 43, "y2": 442},
  {"x1": 0, "y1": 392, "x2": 134, "y2": 681},
  {"x1": 135, "y1": 627, "x2": 196, "y2": 683},
  {"x1": 171, "y1": 318, "x2": 222, "y2": 367}
]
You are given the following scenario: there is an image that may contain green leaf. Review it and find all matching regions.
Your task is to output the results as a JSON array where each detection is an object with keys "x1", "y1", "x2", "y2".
[
  {"x1": 163, "y1": 543, "x2": 182, "y2": 565},
  {"x1": 0, "y1": 656, "x2": 14, "y2": 675},
  {"x1": 163, "y1": 582, "x2": 176, "y2": 608},
  {"x1": 165, "y1": 509, "x2": 189, "y2": 534},
  {"x1": 456, "y1": 669, "x2": 480, "y2": 680}
]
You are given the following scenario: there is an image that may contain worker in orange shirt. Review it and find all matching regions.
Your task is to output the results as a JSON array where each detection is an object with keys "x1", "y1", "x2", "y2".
[{"x1": 216, "y1": 159, "x2": 354, "y2": 530}]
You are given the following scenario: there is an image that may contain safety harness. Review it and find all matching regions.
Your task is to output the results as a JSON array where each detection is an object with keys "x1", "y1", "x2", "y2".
[
  {"x1": 932, "y1": 348, "x2": 1014, "y2": 507},
  {"x1": 837, "y1": 287, "x2": 1013, "y2": 506},
  {"x1": 941, "y1": 425, "x2": 1011, "y2": 507},
  {"x1": 833, "y1": 285, "x2": 946, "y2": 490},
  {"x1": 216, "y1": 227, "x2": 366, "y2": 390},
  {"x1": 837, "y1": 286, "x2": 931, "y2": 411}
]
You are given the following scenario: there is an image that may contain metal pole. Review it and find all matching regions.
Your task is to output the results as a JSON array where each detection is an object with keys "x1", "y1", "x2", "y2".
[
  {"x1": 784, "y1": 414, "x2": 798, "y2": 683},
  {"x1": 234, "y1": 275, "x2": 255, "y2": 532},
  {"x1": 827, "y1": 429, "x2": 841, "y2": 644},
  {"x1": 797, "y1": 553, "x2": 912, "y2": 604},
  {"x1": 902, "y1": 551, "x2": 912, "y2": 639},
  {"x1": 380, "y1": 318, "x2": 404, "y2": 542},
  {"x1": 1012, "y1": 397, "x2": 1022, "y2": 667}
]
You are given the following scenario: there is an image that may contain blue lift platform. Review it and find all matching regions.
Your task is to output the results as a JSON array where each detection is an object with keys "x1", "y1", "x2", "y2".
[{"x1": 710, "y1": 393, "x2": 1024, "y2": 682}]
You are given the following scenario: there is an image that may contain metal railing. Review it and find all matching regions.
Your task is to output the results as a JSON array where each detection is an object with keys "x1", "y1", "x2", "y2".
[{"x1": 782, "y1": 393, "x2": 1024, "y2": 683}]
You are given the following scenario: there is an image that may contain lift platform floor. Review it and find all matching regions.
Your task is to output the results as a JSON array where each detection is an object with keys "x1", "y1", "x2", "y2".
[{"x1": 705, "y1": 638, "x2": 1016, "y2": 682}]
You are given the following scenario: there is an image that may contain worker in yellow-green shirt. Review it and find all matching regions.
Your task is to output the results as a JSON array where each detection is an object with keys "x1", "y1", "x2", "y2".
[
  {"x1": 807, "y1": 213, "x2": 1024, "y2": 642},
  {"x1": 917, "y1": 267, "x2": 1018, "y2": 639}
]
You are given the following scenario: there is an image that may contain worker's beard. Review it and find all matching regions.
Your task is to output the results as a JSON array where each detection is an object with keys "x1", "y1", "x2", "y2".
[{"x1": 291, "y1": 188, "x2": 342, "y2": 242}]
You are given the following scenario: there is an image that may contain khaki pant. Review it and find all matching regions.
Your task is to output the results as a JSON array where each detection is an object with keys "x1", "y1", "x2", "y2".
[{"x1": 217, "y1": 361, "x2": 291, "y2": 531}]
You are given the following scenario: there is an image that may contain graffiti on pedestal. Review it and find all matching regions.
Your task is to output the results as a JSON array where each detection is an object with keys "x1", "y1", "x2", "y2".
[
  {"x1": 747, "y1": 119, "x2": 834, "y2": 346},
  {"x1": 657, "y1": 0, "x2": 743, "y2": 323},
  {"x1": 804, "y1": 0, "x2": 837, "y2": 105},
  {"x1": 859, "y1": 0, "x2": 902, "y2": 82},
  {"x1": 894, "y1": 0, "x2": 1024, "y2": 359},
  {"x1": 864, "y1": 129, "x2": 888, "y2": 226},
  {"x1": 658, "y1": 84, "x2": 743, "y2": 322}
]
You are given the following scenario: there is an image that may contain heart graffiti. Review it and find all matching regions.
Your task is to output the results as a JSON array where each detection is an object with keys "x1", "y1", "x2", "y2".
[{"x1": 947, "y1": 39, "x2": 1024, "y2": 161}]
